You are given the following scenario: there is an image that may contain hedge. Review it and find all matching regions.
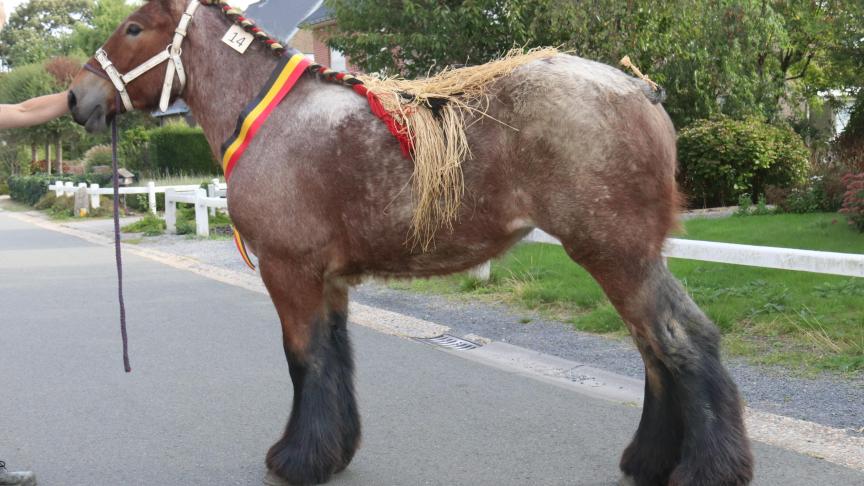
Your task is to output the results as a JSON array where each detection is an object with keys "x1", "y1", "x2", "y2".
[
  {"x1": 148, "y1": 125, "x2": 219, "y2": 174},
  {"x1": 677, "y1": 117, "x2": 809, "y2": 208},
  {"x1": 7, "y1": 174, "x2": 112, "y2": 206},
  {"x1": 8, "y1": 175, "x2": 56, "y2": 205}
]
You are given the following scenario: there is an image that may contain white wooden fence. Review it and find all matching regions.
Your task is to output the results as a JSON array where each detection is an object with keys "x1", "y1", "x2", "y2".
[
  {"x1": 469, "y1": 229, "x2": 864, "y2": 280},
  {"x1": 48, "y1": 179, "x2": 230, "y2": 237},
  {"x1": 164, "y1": 186, "x2": 227, "y2": 237},
  {"x1": 47, "y1": 180, "x2": 863, "y2": 276},
  {"x1": 49, "y1": 180, "x2": 201, "y2": 214}
]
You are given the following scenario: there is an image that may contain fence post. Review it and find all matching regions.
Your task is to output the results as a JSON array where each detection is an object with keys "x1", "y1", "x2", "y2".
[
  {"x1": 467, "y1": 261, "x2": 492, "y2": 281},
  {"x1": 165, "y1": 188, "x2": 177, "y2": 233},
  {"x1": 63, "y1": 181, "x2": 74, "y2": 196},
  {"x1": 195, "y1": 187, "x2": 209, "y2": 237},
  {"x1": 74, "y1": 183, "x2": 89, "y2": 217},
  {"x1": 207, "y1": 178, "x2": 219, "y2": 216},
  {"x1": 147, "y1": 181, "x2": 157, "y2": 215},
  {"x1": 90, "y1": 184, "x2": 101, "y2": 208},
  {"x1": 54, "y1": 180, "x2": 63, "y2": 197}
]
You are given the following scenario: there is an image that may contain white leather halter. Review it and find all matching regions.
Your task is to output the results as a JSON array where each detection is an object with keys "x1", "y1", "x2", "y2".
[{"x1": 92, "y1": 0, "x2": 200, "y2": 113}]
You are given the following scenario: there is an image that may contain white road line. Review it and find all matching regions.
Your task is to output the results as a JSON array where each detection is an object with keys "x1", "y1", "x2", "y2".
[{"x1": 6, "y1": 211, "x2": 863, "y2": 472}]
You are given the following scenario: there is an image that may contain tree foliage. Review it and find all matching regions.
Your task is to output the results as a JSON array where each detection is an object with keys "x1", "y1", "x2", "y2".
[
  {"x1": 0, "y1": 0, "x2": 94, "y2": 68},
  {"x1": 72, "y1": 0, "x2": 138, "y2": 56},
  {"x1": 326, "y1": 0, "x2": 861, "y2": 128}
]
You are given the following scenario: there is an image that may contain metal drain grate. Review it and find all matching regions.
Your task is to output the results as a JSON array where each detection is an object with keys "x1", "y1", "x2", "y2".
[{"x1": 418, "y1": 334, "x2": 480, "y2": 351}]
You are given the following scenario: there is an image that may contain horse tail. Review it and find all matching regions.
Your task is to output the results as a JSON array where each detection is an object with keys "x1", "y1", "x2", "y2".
[{"x1": 640, "y1": 82, "x2": 667, "y2": 105}]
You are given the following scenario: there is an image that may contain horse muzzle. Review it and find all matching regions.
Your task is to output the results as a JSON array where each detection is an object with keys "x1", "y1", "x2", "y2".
[{"x1": 68, "y1": 71, "x2": 117, "y2": 133}]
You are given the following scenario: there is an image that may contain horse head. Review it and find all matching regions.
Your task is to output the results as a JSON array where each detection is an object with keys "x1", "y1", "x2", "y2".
[{"x1": 68, "y1": 0, "x2": 187, "y2": 132}]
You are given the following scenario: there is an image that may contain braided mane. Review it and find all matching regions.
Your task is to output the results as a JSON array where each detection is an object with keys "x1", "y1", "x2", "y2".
[{"x1": 198, "y1": 0, "x2": 286, "y2": 55}]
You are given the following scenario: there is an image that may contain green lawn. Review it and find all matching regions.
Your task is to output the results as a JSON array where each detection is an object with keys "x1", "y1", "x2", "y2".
[{"x1": 392, "y1": 213, "x2": 864, "y2": 375}]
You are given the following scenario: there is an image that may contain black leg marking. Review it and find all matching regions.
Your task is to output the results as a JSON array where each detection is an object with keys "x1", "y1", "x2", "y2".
[
  {"x1": 620, "y1": 355, "x2": 683, "y2": 486},
  {"x1": 266, "y1": 311, "x2": 361, "y2": 485},
  {"x1": 645, "y1": 263, "x2": 753, "y2": 486}
]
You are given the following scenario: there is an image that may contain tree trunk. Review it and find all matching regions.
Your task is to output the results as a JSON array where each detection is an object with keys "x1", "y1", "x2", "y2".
[
  {"x1": 45, "y1": 139, "x2": 51, "y2": 174},
  {"x1": 44, "y1": 141, "x2": 51, "y2": 175},
  {"x1": 55, "y1": 138, "x2": 63, "y2": 175}
]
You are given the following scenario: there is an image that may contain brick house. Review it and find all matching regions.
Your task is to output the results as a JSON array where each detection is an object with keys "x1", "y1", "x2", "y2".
[{"x1": 289, "y1": 5, "x2": 354, "y2": 72}]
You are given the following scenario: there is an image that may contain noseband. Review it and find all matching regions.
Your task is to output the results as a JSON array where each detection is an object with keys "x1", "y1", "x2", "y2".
[{"x1": 87, "y1": 0, "x2": 200, "y2": 112}]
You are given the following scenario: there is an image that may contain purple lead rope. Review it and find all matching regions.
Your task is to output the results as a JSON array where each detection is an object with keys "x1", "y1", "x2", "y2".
[
  {"x1": 83, "y1": 65, "x2": 131, "y2": 372},
  {"x1": 111, "y1": 111, "x2": 131, "y2": 373}
]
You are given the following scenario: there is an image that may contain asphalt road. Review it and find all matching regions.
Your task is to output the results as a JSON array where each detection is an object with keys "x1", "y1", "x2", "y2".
[{"x1": 1, "y1": 211, "x2": 862, "y2": 486}]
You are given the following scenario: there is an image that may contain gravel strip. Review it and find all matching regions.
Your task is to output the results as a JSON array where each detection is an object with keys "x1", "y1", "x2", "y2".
[{"x1": 57, "y1": 215, "x2": 864, "y2": 434}]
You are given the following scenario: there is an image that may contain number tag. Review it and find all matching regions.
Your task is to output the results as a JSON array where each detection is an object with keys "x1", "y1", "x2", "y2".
[{"x1": 221, "y1": 24, "x2": 254, "y2": 54}]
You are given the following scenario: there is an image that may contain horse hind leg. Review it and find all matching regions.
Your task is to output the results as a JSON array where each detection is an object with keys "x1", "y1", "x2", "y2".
[
  {"x1": 259, "y1": 258, "x2": 360, "y2": 485},
  {"x1": 569, "y1": 251, "x2": 753, "y2": 486}
]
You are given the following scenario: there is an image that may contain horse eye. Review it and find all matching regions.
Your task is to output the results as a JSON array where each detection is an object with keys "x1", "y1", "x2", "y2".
[{"x1": 126, "y1": 24, "x2": 143, "y2": 36}]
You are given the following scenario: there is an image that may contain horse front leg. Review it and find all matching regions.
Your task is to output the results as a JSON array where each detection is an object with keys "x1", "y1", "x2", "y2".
[{"x1": 259, "y1": 259, "x2": 360, "y2": 485}]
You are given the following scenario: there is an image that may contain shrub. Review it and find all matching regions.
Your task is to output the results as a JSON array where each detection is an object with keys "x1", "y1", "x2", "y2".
[
  {"x1": 125, "y1": 192, "x2": 166, "y2": 213},
  {"x1": 83, "y1": 145, "x2": 114, "y2": 170},
  {"x1": 122, "y1": 213, "x2": 166, "y2": 236},
  {"x1": 766, "y1": 164, "x2": 848, "y2": 214},
  {"x1": 175, "y1": 206, "x2": 196, "y2": 235},
  {"x1": 783, "y1": 188, "x2": 820, "y2": 214},
  {"x1": 119, "y1": 126, "x2": 151, "y2": 172},
  {"x1": 734, "y1": 193, "x2": 752, "y2": 216},
  {"x1": 48, "y1": 193, "x2": 75, "y2": 218},
  {"x1": 810, "y1": 165, "x2": 847, "y2": 212},
  {"x1": 7, "y1": 175, "x2": 54, "y2": 205},
  {"x1": 148, "y1": 125, "x2": 219, "y2": 174},
  {"x1": 753, "y1": 194, "x2": 771, "y2": 215},
  {"x1": 840, "y1": 173, "x2": 864, "y2": 232},
  {"x1": 8, "y1": 174, "x2": 114, "y2": 206},
  {"x1": 33, "y1": 192, "x2": 57, "y2": 210},
  {"x1": 678, "y1": 117, "x2": 809, "y2": 208}
]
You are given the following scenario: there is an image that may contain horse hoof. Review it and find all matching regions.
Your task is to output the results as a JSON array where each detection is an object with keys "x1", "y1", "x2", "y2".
[
  {"x1": 263, "y1": 469, "x2": 293, "y2": 486},
  {"x1": 618, "y1": 475, "x2": 637, "y2": 486}
]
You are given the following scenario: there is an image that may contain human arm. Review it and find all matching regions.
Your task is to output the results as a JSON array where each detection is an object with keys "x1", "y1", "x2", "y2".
[{"x1": 0, "y1": 91, "x2": 70, "y2": 130}]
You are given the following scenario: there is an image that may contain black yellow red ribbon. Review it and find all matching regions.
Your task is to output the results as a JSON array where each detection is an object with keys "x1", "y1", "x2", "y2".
[{"x1": 221, "y1": 53, "x2": 311, "y2": 270}]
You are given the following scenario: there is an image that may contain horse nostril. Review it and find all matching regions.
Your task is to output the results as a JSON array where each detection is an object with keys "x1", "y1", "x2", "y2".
[{"x1": 67, "y1": 90, "x2": 77, "y2": 111}]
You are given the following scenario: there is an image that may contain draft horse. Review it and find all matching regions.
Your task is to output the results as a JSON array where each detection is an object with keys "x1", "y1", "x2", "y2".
[{"x1": 67, "y1": 1, "x2": 754, "y2": 484}]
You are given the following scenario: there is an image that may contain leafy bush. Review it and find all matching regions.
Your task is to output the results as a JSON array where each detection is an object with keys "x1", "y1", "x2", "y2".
[
  {"x1": 148, "y1": 125, "x2": 219, "y2": 174},
  {"x1": 766, "y1": 164, "x2": 848, "y2": 214},
  {"x1": 783, "y1": 188, "x2": 820, "y2": 214},
  {"x1": 125, "y1": 192, "x2": 166, "y2": 213},
  {"x1": 735, "y1": 193, "x2": 752, "y2": 216},
  {"x1": 119, "y1": 126, "x2": 151, "y2": 172},
  {"x1": 122, "y1": 214, "x2": 166, "y2": 236},
  {"x1": 678, "y1": 117, "x2": 809, "y2": 208},
  {"x1": 8, "y1": 174, "x2": 114, "y2": 206},
  {"x1": 48, "y1": 193, "x2": 75, "y2": 219},
  {"x1": 83, "y1": 145, "x2": 114, "y2": 170},
  {"x1": 33, "y1": 192, "x2": 57, "y2": 210},
  {"x1": 810, "y1": 165, "x2": 848, "y2": 212},
  {"x1": 7, "y1": 174, "x2": 54, "y2": 205},
  {"x1": 840, "y1": 173, "x2": 864, "y2": 232}
]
